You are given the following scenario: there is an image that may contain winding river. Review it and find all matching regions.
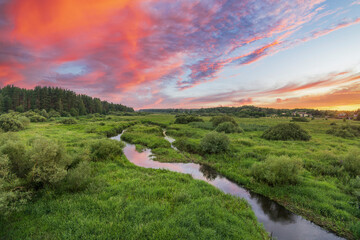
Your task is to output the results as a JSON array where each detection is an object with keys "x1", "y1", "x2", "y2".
[{"x1": 111, "y1": 132, "x2": 344, "y2": 240}]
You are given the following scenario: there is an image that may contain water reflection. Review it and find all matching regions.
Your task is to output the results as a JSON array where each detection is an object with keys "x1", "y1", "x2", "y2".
[
  {"x1": 199, "y1": 164, "x2": 218, "y2": 181},
  {"x1": 250, "y1": 192, "x2": 296, "y2": 223},
  {"x1": 111, "y1": 133, "x2": 344, "y2": 240}
]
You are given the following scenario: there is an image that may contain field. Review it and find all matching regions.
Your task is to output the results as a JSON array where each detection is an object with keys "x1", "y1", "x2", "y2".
[
  {"x1": 1, "y1": 114, "x2": 360, "y2": 239},
  {"x1": 0, "y1": 115, "x2": 267, "y2": 240}
]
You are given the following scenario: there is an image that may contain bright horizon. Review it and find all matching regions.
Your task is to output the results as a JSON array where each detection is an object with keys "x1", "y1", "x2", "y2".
[{"x1": 0, "y1": 0, "x2": 360, "y2": 110}]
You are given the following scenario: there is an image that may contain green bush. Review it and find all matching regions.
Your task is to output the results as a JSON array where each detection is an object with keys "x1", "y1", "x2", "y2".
[
  {"x1": 215, "y1": 122, "x2": 242, "y2": 134},
  {"x1": 291, "y1": 117, "x2": 309, "y2": 122},
  {"x1": 48, "y1": 109, "x2": 61, "y2": 118},
  {"x1": 200, "y1": 132, "x2": 230, "y2": 154},
  {"x1": 90, "y1": 139, "x2": 124, "y2": 162},
  {"x1": 261, "y1": 123, "x2": 311, "y2": 141},
  {"x1": 210, "y1": 115, "x2": 237, "y2": 127},
  {"x1": 18, "y1": 116, "x2": 30, "y2": 128},
  {"x1": 189, "y1": 121, "x2": 214, "y2": 130},
  {"x1": 59, "y1": 118, "x2": 78, "y2": 124},
  {"x1": 251, "y1": 155, "x2": 303, "y2": 186},
  {"x1": 343, "y1": 148, "x2": 360, "y2": 177},
  {"x1": 0, "y1": 114, "x2": 24, "y2": 132},
  {"x1": 326, "y1": 124, "x2": 360, "y2": 139},
  {"x1": 173, "y1": 137, "x2": 201, "y2": 154},
  {"x1": 174, "y1": 115, "x2": 203, "y2": 124},
  {"x1": 28, "y1": 138, "x2": 71, "y2": 187},
  {"x1": 1, "y1": 141, "x2": 31, "y2": 178},
  {"x1": 0, "y1": 154, "x2": 31, "y2": 216}
]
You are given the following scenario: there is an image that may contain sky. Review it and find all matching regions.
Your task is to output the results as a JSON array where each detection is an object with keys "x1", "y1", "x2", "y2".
[{"x1": 0, "y1": 0, "x2": 360, "y2": 110}]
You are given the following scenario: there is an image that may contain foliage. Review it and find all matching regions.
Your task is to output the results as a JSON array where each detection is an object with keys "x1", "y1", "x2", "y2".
[
  {"x1": 59, "y1": 118, "x2": 78, "y2": 125},
  {"x1": 89, "y1": 139, "x2": 124, "y2": 162},
  {"x1": 28, "y1": 138, "x2": 71, "y2": 188},
  {"x1": 188, "y1": 121, "x2": 214, "y2": 130},
  {"x1": 291, "y1": 117, "x2": 310, "y2": 122},
  {"x1": 173, "y1": 137, "x2": 201, "y2": 154},
  {"x1": 261, "y1": 123, "x2": 311, "y2": 141},
  {"x1": 210, "y1": 115, "x2": 237, "y2": 127},
  {"x1": 215, "y1": 121, "x2": 243, "y2": 133},
  {"x1": 18, "y1": 116, "x2": 30, "y2": 128},
  {"x1": 0, "y1": 113, "x2": 25, "y2": 132},
  {"x1": 22, "y1": 111, "x2": 46, "y2": 122},
  {"x1": 0, "y1": 85, "x2": 133, "y2": 114},
  {"x1": 343, "y1": 148, "x2": 360, "y2": 177},
  {"x1": 200, "y1": 132, "x2": 230, "y2": 154},
  {"x1": 1, "y1": 141, "x2": 31, "y2": 178},
  {"x1": 251, "y1": 155, "x2": 303, "y2": 186},
  {"x1": 326, "y1": 124, "x2": 360, "y2": 139},
  {"x1": 174, "y1": 114, "x2": 203, "y2": 124},
  {"x1": 0, "y1": 154, "x2": 31, "y2": 216}
]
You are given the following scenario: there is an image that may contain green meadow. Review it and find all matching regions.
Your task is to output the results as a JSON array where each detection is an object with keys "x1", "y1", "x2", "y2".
[{"x1": 1, "y1": 113, "x2": 360, "y2": 239}]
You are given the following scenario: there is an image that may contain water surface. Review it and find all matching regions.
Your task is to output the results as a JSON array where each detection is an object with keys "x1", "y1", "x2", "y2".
[{"x1": 111, "y1": 133, "x2": 344, "y2": 240}]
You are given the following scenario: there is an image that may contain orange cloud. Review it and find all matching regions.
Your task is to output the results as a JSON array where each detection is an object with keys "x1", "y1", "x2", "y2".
[{"x1": 260, "y1": 83, "x2": 360, "y2": 110}]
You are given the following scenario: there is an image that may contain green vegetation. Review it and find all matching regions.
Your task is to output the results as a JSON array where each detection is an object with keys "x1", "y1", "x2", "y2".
[
  {"x1": 261, "y1": 123, "x2": 311, "y2": 141},
  {"x1": 0, "y1": 115, "x2": 268, "y2": 239},
  {"x1": 0, "y1": 85, "x2": 133, "y2": 115},
  {"x1": 163, "y1": 116, "x2": 360, "y2": 239},
  {"x1": 2, "y1": 111, "x2": 360, "y2": 239},
  {"x1": 59, "y1": 118, "x2": 78, "y2": 125},
  {"x1": 251, "y1": 155, "x2": 303, "y2": 186},
  {"x1": 174, "y1": 114, "x2": 204, "y2": 124},
  {"x1": 216, "y1": 122, "x2": 242, "y2": 133},
  {"x1": 326, "y1": 124, "x2": 360, "y2": 139},
  {"x1": 200, "y1": 132, "x2": 230, "y2": 154},
  {"x1": 291, "y1": 117, "x2": 310, "y2": 122},
  {"x1": 210, "y1": 115, "x2": 237, "y2": 127}
]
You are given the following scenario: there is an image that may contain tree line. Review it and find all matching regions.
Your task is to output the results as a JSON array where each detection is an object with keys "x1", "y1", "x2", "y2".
[
  {"x1": 0, "y1": 85, "x2": 133, "y2": 115},
  {"x1": 140, "y1": 106, "x2": 359, "y2": 118}
]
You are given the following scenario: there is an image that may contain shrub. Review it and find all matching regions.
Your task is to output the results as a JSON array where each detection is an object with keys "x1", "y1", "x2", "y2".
[
  {"x1": 200, "y1": 132, "x2": 230, "y2": 154},
  {"x1": 48, "y1": 109, "x2": 61, "y2": 118},
  {"x1": 90, "y1": 139, "x2": 124, "y2": 162},
  {"x1": 0, "y1": 154, "x2": 31, "y2": 216},
  {"x1": 291, "y1": 117, "x2": 309, "y2": 122},
  {"x1": 1, "y1": 141, "x2": 31, "y2": 178},
  {"x1": 18, "y1": 116, "x2": 30, "y2": 128},
  {"x1": 215, "y1": 122, "x2": 243, "y2": 134},
  {"x1": 326, "y1": 124, "x2": 360, "y2": 139},
  {"x1": 59, "y1": 118, "x2": 78, "y2": 124},
  {"x1": 343, "y1": 148, "x2": 360, "y2": 177},
  {"x1": 174, "y1": 115, "x2": 203, "y2": 124},
  {"x1": 189, "y1": 121, "x2": 214, "y2": 130},
  {"x1": 28, "y1": 138, "x2": 71, "y2": 187},
  {"x1": 39, "y1": 109, "x2": 49, "y2": 118},
  {"x1": 29, "y1": 114, "x2": 47, "y2": 122},
  {"x1": 251, "y1": 155, "x2": 303, "y2": 186},
  {"x1": 261, "y1": 123, "x2": 311, "y2": 141},
  {"x1": 210, "y1": 115, "x2": 237, "y2": 127},
  {"x1": 173, "y1": 137, "x2": 201, "y2": 154},
  {"x1": 0, "y1": 114, "x2": 24, "y2": 132}
]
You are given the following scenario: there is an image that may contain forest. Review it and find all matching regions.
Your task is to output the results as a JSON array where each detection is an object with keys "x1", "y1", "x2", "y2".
[{"x1": 0, "y1": 85, "x2": 134, "y2": 115}]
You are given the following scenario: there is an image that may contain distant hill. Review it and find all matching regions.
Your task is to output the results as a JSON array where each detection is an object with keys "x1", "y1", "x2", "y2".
[{"x1": 0, "y1": 85, "x2": 134, "y2": 115}]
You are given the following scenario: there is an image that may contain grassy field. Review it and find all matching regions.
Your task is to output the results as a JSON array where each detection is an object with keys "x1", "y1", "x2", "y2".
[
  {"x1": 0, "y1": 115, "x2": 268, "y2": 240},
  {"x1": 114, "y1": 114, "x2": 360, "y2": 239}
]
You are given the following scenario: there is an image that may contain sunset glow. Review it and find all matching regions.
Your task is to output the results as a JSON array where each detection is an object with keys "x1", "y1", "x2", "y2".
[{"x1": 0, "y1": 0, "x2": 360, "y2": 109}]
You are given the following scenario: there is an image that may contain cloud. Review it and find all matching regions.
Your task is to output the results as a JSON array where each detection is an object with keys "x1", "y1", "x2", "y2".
[{"x1": 0, "y1": 0, "x2": 359, "y2": 108}]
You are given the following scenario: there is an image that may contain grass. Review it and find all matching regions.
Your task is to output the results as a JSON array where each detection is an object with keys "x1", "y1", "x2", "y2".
[
  {"x1": 0, "y1": 115, "x2": 268, "y2": 240},
  {"x1": 162, "y1": 117, "x2": 360, "y2": 239}
]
